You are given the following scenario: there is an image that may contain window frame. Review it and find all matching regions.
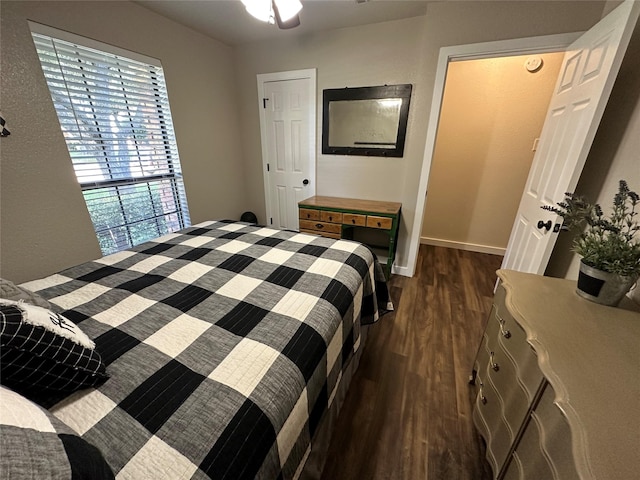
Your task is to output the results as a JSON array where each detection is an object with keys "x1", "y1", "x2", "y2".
[{"x1": 29, "y1": 22, "x2": 191, "y2": 255}]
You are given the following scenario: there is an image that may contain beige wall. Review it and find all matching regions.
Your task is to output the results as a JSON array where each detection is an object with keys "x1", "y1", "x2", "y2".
[
  {"x1": 421, "y1": 53, "x2": 564, "y2": 253},
  {"x1": 0, "y1": 1, "x2": 613, "y2": 282},
  {"x1": 407, "y1": 1, "x2": 605, "y2": 272},
  {"x1": 234, "y1": 16, "x2": 429, "y2": 270},
  {"x1": 546, "y1": 16, "x2": 640, "y2": 302},
  {"x1": 0, "y1": 1, "x2": 246, "y2": 283},
  {"x1": 235, "y1": 1, "x2": 605, "y2": 272}
]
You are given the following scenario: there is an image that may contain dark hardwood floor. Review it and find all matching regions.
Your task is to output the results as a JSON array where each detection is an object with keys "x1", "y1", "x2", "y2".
[{"x1": 321, "y1": 245, "x2": 502, "y2": 480}]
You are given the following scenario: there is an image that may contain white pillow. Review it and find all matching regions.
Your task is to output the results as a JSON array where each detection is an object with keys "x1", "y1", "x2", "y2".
[{"x1": 0, "y1": 299, "x2": 94, "y2": 349}]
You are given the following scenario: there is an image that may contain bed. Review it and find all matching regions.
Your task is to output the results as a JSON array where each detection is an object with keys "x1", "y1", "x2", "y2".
[{"x1": 0, "y1": 220, "x2": 389, "y2": 480}]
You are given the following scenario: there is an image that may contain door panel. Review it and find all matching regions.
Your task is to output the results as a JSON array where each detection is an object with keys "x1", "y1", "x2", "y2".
[
  {"x1": 275, "y1": 186, "x2": 287, "y2": 229},
  {"x1": 502, "y1": 0, "x2": 639, "y2": 274},
  {"x1": 274, "y1": 121, "x2": 285, "y2": 171},
  {"x1": 262, "y1": 76, "x2": 315, "y2": 231},
  {"x1": 291, "y1": 120, "x2": 302, "y2": 172}
]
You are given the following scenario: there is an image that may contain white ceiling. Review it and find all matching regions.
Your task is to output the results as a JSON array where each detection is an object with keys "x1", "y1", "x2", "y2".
[{"x1": 135, "y1": 0, "x2": 429, "y2": 47}]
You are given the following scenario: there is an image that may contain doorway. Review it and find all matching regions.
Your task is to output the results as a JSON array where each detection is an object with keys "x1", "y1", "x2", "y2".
[
  {"x1": 408, "y1": 1, "x2": 638, "y2": 277},
  {"x1": 405, "y1": 33, "x2": 580, "y2": 277},
  {"x1": 257, "y1": 69, "x2": 316, "y2": 231},
  {"x1": 420, "y1": 52, "x2": 564, "y2": 256}
]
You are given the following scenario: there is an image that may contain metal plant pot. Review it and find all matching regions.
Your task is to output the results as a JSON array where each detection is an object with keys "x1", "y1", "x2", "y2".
[{"x1": 576, "y1": 260, "x2": 639, "y2": 306}]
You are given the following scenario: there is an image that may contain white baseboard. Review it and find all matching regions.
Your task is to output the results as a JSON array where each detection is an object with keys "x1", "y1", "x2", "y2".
[
  {"x1": 420, "y1": 236, "x2": 506, "y2": 256},
  {"x1": 390, "y1": 239, "x2": 505, "y2": 279},
  {"x1": 391, "y1": 264, "x2": 411, "y2": 277}
]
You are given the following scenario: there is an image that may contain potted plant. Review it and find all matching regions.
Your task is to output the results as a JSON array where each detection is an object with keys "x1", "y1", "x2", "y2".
[{"x1": 542, "y1": 180, "x2": 640, "y2": 306}]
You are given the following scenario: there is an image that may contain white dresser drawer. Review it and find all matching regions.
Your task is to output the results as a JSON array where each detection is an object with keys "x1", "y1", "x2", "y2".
[
  {"x1": 494, "y1": 286, "x2": 542, "y2": 400},
  {"x1": 501, "y1": 383, "x2": 579, "y2": 480},
  {"x1": 472, "y1": 399, "x2": 499, "y2": 475},
  {"x1": 484, "y1": 341, "x2": 531, "y2": 441},
  {"x1": 485, "y1": 304, "x2": 502, "y2": 342},
  {"x1": 475, "y1": 369, "x2": 514, "y2": 470},
  {"x1": 509, "y1": 413, "x2": 555, "y2": 480},
  {"x1": 475, "y1": 304, "x2": 501, "y2": 373},
  {"x1": 529, "y1": 384, "x2": 579, "y2": 480},
  {"x1": 502, "y1": 453, "x2": 523, "y2": 480},
  {"x1": 502, "y1": 452, "x2": 525, "y2": 480}
]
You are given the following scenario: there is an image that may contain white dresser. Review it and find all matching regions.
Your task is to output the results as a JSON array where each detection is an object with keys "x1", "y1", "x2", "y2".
[{"x1": 473, "y1": 270, "x2": 640, "y2": 480}]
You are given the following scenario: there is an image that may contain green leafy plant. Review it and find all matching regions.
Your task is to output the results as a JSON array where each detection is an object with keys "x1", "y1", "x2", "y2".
[{"x1": 542, "y1": 180, "x2": 640, "y2": 277}]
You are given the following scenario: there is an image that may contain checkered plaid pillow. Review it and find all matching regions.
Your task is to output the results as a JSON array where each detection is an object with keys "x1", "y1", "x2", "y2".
[
  {"x1": 0, "y1": 302, "x2": 109, "y2": 407},
  {"x1": 0, "y1": 385, "x2": 114, "y2": 479}
]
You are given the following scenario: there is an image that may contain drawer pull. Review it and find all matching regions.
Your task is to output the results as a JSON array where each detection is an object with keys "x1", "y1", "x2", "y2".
[
  {"x1": 377, "y1": 221, "x2": 382, "y2": 227},
  {"x1": 315, "y1": 223, "x2": 324, "y2": 229},
  {"x1": 497, "y1": 314, "x2": 511, "y2": 339},
  {"x1": 479, "y1": 382, "x2": 487, "y2": 404},
  {"x1": 328, "y1": 216, "x2": 333, "y2": 221},
  {"x1": 490, "y1": 352, "x2": 500, "y2": 372},
  {"x1": 499, "y1": 319, "x2": 511, "y2": 339},
  {"x1": 351, "y1": 219, "x2": 356, "y2": 224}
]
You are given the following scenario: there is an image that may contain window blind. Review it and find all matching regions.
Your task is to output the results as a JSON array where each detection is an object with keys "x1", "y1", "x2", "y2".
[{"x1": 31, "y1": 29, "x2": 190, "y2": 255}]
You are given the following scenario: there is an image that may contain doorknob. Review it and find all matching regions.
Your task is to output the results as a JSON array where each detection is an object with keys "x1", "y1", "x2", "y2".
[
  {"x1": 303, "y1": 179, "x2": 309, "y2": 186},
  {"x1": 537, "y1": 220, "x2": 552, "y2": 231}
]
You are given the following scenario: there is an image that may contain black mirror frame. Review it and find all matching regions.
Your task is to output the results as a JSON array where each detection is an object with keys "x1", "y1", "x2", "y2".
[{"x1": 322, "y1": 84, "x2": 412, "y2": 157}]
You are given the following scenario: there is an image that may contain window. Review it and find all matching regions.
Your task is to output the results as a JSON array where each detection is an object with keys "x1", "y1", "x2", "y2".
[{"x1": 30, "y1": 24, "x2": 190, "y2": 256}]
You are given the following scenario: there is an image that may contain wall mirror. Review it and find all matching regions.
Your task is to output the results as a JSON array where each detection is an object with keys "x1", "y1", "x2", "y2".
[{"x1": 322, "y1": 84, "x2": 412, "y2": 157}]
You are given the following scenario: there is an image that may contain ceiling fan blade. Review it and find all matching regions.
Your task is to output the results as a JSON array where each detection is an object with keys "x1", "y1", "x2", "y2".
[
  {"x1": 273, "y1": 1, "x2": 301, "y2": 29},
  {"x1": 277, "y1": 13, "x2": 300, "y2": 29}
]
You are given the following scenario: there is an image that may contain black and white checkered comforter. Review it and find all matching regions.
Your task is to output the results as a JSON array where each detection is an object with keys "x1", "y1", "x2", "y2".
[{"x1": 22, "y1": 220, "x2": 388, "y2": 479}]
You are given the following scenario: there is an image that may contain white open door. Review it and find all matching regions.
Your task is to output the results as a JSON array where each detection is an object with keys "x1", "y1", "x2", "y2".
[
  {"x1": 258, "y1": 70, "x2": 316, "y2": 231},
  {"x1": 502, "y1": 0, "x2": 640, "y2": 274}
]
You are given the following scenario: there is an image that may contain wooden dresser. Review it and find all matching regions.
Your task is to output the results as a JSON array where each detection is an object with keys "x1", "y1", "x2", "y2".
[
  {"x1": 298, "y1": 196, "x2": 401, "y2": 278},
  {"x1": 473, "y1": 270, "x2": 640, "y2": 480}
]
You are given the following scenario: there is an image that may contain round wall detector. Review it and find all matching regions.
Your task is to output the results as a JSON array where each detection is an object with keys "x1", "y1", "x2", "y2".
[{"x1": 525, "y1": 56, "x2": 543, "y2": 73}]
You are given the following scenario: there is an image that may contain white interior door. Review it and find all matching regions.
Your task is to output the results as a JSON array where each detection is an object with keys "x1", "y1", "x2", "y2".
[
  {"x1": 258, "y1": 70, "x2": 316, "y2": 231},
  {"x1": 501, "y1": 0, "x2": 639, "y2": 274}
]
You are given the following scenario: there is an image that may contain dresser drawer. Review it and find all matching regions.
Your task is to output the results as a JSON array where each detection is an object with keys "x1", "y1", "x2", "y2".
[
  {"x1": 494, "y1": 286, "x2": 542, "y2": 401},
  {"x1": 320, "y1": 210, "x2": 342, "y2": 223},
  {"x1": 475, "y1": 333, "x2": 490, "y2": 378},
  {"x1": 502, "y1": 453, "x2": 522, "y2": 480},
  {"x1": 477, "y1": 371, "x2": 514, "y2": 469},
  {"x1": 484, "y1": 341, "x2": 532, "y2": 440},
  {"x1": 300, "y1": 229, "x2": 341, "y2": 239},
  {"x1": 476, "y1": 305, "x2": 500, "y2": 375},
  {"x1": 485, "y1": 304, "x2": 502, "y2": 348},
  {"x1": 366, "y1": 215, "x2": 393, "y2": 230},
  {"x1": 529, "y1": 384, "x2": 579, "y2": 480},
  {"x1": 472, "y1": 395, "x2": 499, "y2": 475},
  {"x1": 342, "y1": 213, "x2": 366, "y2": 226},
  {"x1": 299, "y1": 219, "x2": 342, "y2": 235},
  {"x1": 511, "y1": 410, "x2": 555, "y2": 480},
  {"x1": 299, "y1": 208, "x2": 320, "y2": 221}
]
